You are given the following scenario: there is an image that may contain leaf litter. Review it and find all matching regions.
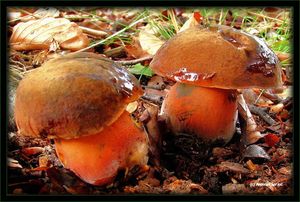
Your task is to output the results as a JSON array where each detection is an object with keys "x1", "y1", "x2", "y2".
[{"x1": 7, "y1": 7, "x2": 293, "y2": 195}]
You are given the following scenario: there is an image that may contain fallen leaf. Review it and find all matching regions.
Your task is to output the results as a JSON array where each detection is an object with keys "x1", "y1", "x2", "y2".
[
  {"x1": 143, "y1": 103, "x2": 161, "y2": 166},
  {"x1": 217, "y1": 161, "x2": 250, "y2": 174},
  {"x1": 10, "y1": 17, "x2": 89, "y2": 51},
  {"x1": 222, "y1": 183, "x2": 248, "y2": 194},
  {"x1": 8, "y1": 157, "x2": 23, "y2": 169},
  {"x1": 263, "y1": 7, "x2": 283, "y2": 18},
  {"x1": 269, "y1": 103, "x2": 284, "y2": 114},
  {"x1": 22, "y1": 146, "x2": 44, "y2": 156},
  {"x1": 243, "y1": 145, "x2": 271, "y2": 161},
  {"x1": 138, "y1": 26, "x2": 164, "y2": 55},
  {"x1": 20, "y1": 8, "x2": 60, "y2": 22},
  {"x1": 39, "y1": 155, "x2": 50, "y2": 168},
  {"x1": 49, "y1": 39, "x2": 60, "y2": 52},
  {"x1": 163, "y1": 178, "x2": 207, "y2": 194},
  {"x1": 179, "y1": 12, "x2": 202, "y2": 33},
  {"x1": 212, "y1": 147, "x2": 234, "y2": 158},
  {"x1": 276, "y1": 86, "x2": 292, "y2": 100},
  {"x1": 125, "y1": 37, "x2": 149, "y2": 59},
  {"x1": 278, "y1": 109, "x2": 289, "y2": 120},
  {"x1": 128, "y1": 63, "x2": 154, "y2": 77},
  {"x1": 278, "y1": 166, "x2": 291, "y2": 175},
  {"x1": 78, "y1": 19, "x2": 110, "y2": 32},
  {"x1": 8, "y1": 12, "x2": 22, "y2": 21},
  {"x1": 246, "y1": 159, "x2": 259, "y2": 171},
  {"x1": 237, "y1": 94, "x2": 264, "y2": 145},
  {"x1": 264, "y1": 133, "x2": 280, "y2": 147}
]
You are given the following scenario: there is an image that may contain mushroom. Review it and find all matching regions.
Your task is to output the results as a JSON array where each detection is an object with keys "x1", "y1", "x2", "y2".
[
  {"x1": 14, "y1": 52, "x2": 149, "y2": 186},
  {"x1": 150, "y1": 25, "x2": 282, "y2": 143}
]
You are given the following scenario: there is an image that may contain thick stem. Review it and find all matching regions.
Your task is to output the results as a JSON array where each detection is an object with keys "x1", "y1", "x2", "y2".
[
  {"x1": 54, "y1": 111, "x2": 148, "y2": 186},
  {"x1": 162, "y1": 83, "x2": 238, "y2": 143}
]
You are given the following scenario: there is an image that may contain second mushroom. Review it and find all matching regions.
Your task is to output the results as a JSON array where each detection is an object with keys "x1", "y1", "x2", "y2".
[{"x1": 150, "y1": 25, "x2": 282, "y2": 144}]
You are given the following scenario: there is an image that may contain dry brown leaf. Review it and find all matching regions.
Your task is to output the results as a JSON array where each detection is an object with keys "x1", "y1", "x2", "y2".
[
  {"x1": 8, "y1": 12, "x2": 22, "y2": 21},
  {"x1": 222, "y1": 183, "x2": 248, "y2": 194},
  {"x1": 138, "y1": 25, "x2": 164, "y2": 56},
  {"x1": 243, "y1": 145, "x2": 271, "y2": 161},
  {"x1": 179, "y1": 12, "x2": 201, "y2": 33},
  {"x1": 21, "y1": 8, "x2": 60, "y2": 22},
  {"x1": 125, "y1": 37, "x2": 149, "y2": 59},
  {"x1": 237, "y1": 94, "x2": 264, "y2": 145},
  {"x1": 217, "y1": 161, "x2": 250, "y2": 174},
  {"x1": 22, "y1": 146, "x2": 44, "y2": 156},
  {"x1": 278, "y1": 166, "x2": 291, "y2": 175},
  {"x1": 10, "y1": 17, "x2": 89, "y2": 51},
  {"x1": 269, "y1": 103, "x2": 284, "y2": 114},
  {"x1": 246, "y1": 159, "x2": 259, "y2": 171}
]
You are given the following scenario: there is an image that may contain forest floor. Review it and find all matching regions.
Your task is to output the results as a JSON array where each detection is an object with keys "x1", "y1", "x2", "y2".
[{"x1": 7, "y1": 7, "x2": 293, "y2": 195}]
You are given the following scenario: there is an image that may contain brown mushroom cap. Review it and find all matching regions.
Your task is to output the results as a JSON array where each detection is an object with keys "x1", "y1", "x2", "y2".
[
  {"x1": 15, "y1": 52, "x2": 143, "y2": 139},
  {"x1": 150, "y1": 25, "x2": 282, "y2": 89}
]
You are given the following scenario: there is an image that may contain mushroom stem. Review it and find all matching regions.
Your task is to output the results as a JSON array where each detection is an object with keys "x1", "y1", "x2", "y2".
[
  {"x1": 54, "y1": 111, "x2": 148, "y2": 186},
  {"x1": 162, "y1": 83, "x2": 238, "y2": 142}
]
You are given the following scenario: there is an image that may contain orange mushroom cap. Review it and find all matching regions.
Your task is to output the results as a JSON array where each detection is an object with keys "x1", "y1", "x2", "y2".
[
  {"x1": 14, "y1": 52, "x2": 143, "y2": 139},
  {"x1": 150, "y1": 25, "x2": 282, "y2": 89}
]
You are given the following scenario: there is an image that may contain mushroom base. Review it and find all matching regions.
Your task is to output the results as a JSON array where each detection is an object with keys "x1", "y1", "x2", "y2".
[
  {"x1": 54, "y1": 111, "x2": 148, "y2": 186},
  {"x1": 162, "y1": 83, "x2": 238, "y2": 143}
]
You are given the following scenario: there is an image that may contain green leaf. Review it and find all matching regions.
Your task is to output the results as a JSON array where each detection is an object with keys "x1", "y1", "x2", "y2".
[{"x1": 128, "y1": 63, "x2": 154, "y2": 77}]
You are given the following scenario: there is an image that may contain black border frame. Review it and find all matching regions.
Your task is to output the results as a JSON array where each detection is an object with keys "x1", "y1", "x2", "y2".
[{"x1": 1, "y1": 1, "x2": 299, "y2": 201}]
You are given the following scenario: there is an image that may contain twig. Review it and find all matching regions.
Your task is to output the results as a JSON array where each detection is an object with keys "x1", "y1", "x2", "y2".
[
  {"x1": 262, "y1": 90, "x2": 283, "y2": 103},
  {"x1": 254, "y1": 89, "x2": 265, "y2": 105},
  {"x1": 142, "y1": 85, "x2": 164, "y2": 91},
  {"x1": 104, "y1": 46, "x2": 126, "y2": 57},
  {"x1": 115, "y1": 55, "x2": 153, "y2": 65},
  {"x1": 141, "y1": 94, "x2": 163, "y2": 105},
  {"x1": 248, "y1": 104, "x2": 276, "y2": 126},
  {"x1": 79, "y1": 26, "x2": 108, "y2": 37},
  {"x1": 71, "y1": 16, "x2": 149, "y2": 54},
  {"x1": 247, "y1": 11, "x2": 284, "y2": 23}
]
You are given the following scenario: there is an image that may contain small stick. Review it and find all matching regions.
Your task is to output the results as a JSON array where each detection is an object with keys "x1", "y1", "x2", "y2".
[
  {"x1": 104, "y1": 46, "x2": 125, "y2": 57},
  {"x1": 79, "y1": 26, "x2": 108, "y2": 37},
  {"x1": 248, "y1": 104, "x2": 276, "y2": 126},
  {"x1": 237, "y1": 94, "x2": 263, "y2": 145},
  {"x1": 261, "y1": 90, "x2": 283, "y2": 103},
  {"x1": 116, "y1": 55, "x2": 153, "y2": 65},
  {"x1": 141, "y1": 94, "x2": 163, "y2": 105},
  {"x1": 247, "y1": 11, "x2": 284, "y2": 23},
  {"x1": 142, "y1": 85, "x2": 164, "y2": 91}
]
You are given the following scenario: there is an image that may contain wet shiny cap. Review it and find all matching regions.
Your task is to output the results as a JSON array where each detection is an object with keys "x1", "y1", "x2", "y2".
[
  {"x1": 150, "y1": 25, "x2": 282, "y2": 89},
  {"x1": 15, "y1": 52, "x2": 143, "y2": 139}
]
